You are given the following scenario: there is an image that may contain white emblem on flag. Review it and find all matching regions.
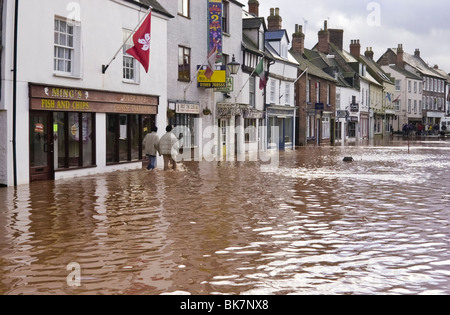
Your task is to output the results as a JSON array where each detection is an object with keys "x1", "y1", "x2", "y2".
[{"x1": 138, "y1": 34, "x2": 151, "y2": 51}]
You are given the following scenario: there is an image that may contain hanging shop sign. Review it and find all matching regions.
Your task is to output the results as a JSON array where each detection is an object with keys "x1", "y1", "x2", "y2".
[
  {"x1": 29, "y1": 84, "x2": 158, "y2": 115},
  {"x1": 208, "y1": 0, "x2": 223, "y2": 61},
  {"x1": 350, "y1": 103, "x2": 360, "y2": 112},
  {"x1": 197, "y1": 70, "x2": 227, "y2": 88},
  {"x1": 176, "y1": 102, "x2": 200, "y2": 114},
  {"x1": 214, "y1": 77, "x2": 234, "y2": 93}
]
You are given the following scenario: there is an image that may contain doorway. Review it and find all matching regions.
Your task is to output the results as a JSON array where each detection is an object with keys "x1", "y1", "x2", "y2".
[{"x1": 29, "y1": 111, "x2": 54, "y2": 182}]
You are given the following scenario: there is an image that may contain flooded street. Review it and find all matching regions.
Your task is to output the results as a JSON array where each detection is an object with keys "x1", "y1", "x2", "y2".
[{"x1": 1, "y1": 138, "x2": 449, "y2": 295}]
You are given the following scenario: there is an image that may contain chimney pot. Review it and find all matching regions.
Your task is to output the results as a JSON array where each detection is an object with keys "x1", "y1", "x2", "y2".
[
  {"x1": 248, "y1": 0, "x2": 259, "y2": 17},
  {"x1": 350, "y1": 39, "x2": 361, "y2": 59},
  {"x1": 397, "y1": 43, "x2": 404, "y2": 68},
  {"x1": 365, "y1": 47, "x2": 374, "y2": 60},
  {"x1": 267, "y1": 7, "x2": 282, "y2": 30},
  {"x1": 414, "y1": 48, "x2": 421, "y2": 57},
  {"x1": 317, "y1": 21, "x2": 330, "y2": 54},
  {"x1": 292, "y1": 23, "x2": 305, "y2": 55}
]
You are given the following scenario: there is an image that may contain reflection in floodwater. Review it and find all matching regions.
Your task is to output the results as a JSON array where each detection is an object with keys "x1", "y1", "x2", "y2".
[{"x1": 0, "y1": 139, "x2": 449, "y2": 295}]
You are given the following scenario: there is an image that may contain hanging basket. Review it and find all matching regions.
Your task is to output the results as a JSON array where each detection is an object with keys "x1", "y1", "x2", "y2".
[
  {"x1": 167, "y1": 109, "x2": 175, "y2": 118},
  {"x1": 203, "y1": 108, "x2": 212, "y2": 116}
]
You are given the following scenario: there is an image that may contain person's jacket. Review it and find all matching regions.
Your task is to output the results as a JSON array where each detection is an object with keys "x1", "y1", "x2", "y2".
[
  {"x1": 159, "y1": 132, "x2": 180, "y2": 157},
  {"x1": 142, "y1": 132, "x2": 160, "y2": 156}
]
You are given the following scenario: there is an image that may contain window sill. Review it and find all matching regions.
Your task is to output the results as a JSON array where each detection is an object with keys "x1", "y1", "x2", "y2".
[
  {"x1": 123, "y1": 79, "x2": 140, "y2": 85},
  {"x1": 53, "y1": 72, "x2": 82, "y2": 80},
  {"x1": 55, "y1": 165, "x2": 97, "y2": 172},
  {"x1": 106, "y1": 160, "x2": 143, "y2": 167}
]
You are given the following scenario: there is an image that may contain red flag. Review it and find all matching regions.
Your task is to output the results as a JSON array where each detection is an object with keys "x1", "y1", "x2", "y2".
[
  {"x1": 205, "y1": 44, "x2": 217, "y2": 79},
  {"x1": 126, "y1": 11, "x2": 152, "y2": 73}
]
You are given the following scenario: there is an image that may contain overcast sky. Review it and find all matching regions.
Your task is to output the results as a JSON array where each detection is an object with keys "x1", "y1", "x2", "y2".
[{"x1": 254, "y1": 0, "x2": 450, "y2": 73}]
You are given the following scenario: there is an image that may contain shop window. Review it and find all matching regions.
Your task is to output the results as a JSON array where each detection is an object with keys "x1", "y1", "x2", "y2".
[
  {"x1": 244, "y1": 119, "x2": 256, "y2": 142},
  {"x1": 169, "y1": 113, "x2": 198, "y2": 149},
  {"x1": 106, "y1": 114, "x2": 146, "y2": 164},
  {"x1": 284, "y1": 117, "x2": 293, "y2": 143},
  {"x1": 53, "y1": 112, "x2": 95, "y2": 169}
]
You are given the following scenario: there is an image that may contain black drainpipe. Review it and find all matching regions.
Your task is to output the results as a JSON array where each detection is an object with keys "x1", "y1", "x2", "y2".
[{"x1": 12, "y1": 0, "x2": 19, "y2": 186}]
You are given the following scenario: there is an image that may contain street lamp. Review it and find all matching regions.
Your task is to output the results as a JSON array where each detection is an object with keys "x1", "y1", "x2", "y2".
[{"x1": 227, "y1": 55, "x2": 240, "y2": 75}]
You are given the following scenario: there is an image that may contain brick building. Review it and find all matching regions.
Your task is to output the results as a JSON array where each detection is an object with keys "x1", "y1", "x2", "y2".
[{"x1": 290, "y1": 24, "x2": 337, "y2": 146}]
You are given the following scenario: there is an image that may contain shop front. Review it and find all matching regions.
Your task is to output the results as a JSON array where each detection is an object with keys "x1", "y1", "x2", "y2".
[
  {"x1": 29, "y1": 83, "x2": 158, "y2": 182},
  {"x1": 216, "y1": 103, "x2": 265, "y2": 159},
  {"x1": 168, "y1": 101, "x2": 201, "y2": 160},
  {"x1": 266, "y1": 105, "x2": 296, "y2": 150}
]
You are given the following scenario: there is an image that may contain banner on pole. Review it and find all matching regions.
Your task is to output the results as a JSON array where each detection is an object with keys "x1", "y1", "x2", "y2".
[{"x1": 208, "y1": 0, "x2": 223, "y2": 62}]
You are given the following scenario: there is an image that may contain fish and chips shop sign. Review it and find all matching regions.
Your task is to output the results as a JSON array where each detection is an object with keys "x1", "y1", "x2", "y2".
[{"x1": 29, "y1": 84, "x2": 158, "y2": 114}]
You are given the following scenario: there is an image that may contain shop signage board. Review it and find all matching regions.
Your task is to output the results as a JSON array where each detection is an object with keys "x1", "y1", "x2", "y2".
[
  {"x1": 29, "y1": 84, "x2": 158, "y2": 115},
  {"x1": 197, "y1": 70, "x2": 227, "y2": 88}
]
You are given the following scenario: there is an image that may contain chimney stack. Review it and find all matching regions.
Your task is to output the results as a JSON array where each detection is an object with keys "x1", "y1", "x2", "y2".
[
  {"x1": 350, "y1": 40, "x2": 361, "y2": 59},
  {"x1": 317, "y1": 20, "x2": 330, "y2": 54},
  {"x1": 267, "y1": 7, "x2": 282, "y2": 31},
  {"x1": 292, "y1": 24, "x2": 305, "y2": 55},
  {"x1": 329, "y1": 29, "x2": 344, "y2": 51},
  {"x1": 248, "y1": 0, "x2": 259, "y2": 17},
  {"x1": 365, "y1": 47, "x2": 374, "y2": 60},
  {"x1": 397, "y1": 44, "x2": 404, "y2": 68},
  {"x1": 414, "y1": 48, "x2": 420, "y2": 58}
]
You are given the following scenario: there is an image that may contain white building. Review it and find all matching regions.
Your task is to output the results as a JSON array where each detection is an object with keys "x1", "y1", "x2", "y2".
[
  {"x1": 242, "y1": 13, "x2": 269, "y2": 154},
  {"x1": 381, "y1": 65, "x2": 423, "y2": 132},
  {"x1": 160, "y1": 0, "x2": 247, "y2": 162},
  {"x1": 0, "y1": 0, "x2": 171, "y2": 186},
  {"x1": 263, "y1": 8, "x2": 298, "y2": 150}
]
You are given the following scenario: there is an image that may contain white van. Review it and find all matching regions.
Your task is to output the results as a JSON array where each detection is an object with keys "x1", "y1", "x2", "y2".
[{"x1": 441, "y1": 117, "x2": 450, "y2": 133}]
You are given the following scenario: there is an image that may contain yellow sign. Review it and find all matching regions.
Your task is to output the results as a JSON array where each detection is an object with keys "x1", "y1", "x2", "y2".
[{"x1": 197, "y1": 70, "x2": 226, "y2": 88}]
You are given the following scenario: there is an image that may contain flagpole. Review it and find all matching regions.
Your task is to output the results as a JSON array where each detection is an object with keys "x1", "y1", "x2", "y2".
[
  {"x1": 183, "y1": 52, "x2": 214, "y2": 100},
  {"x1": 294, "y1": 67, "x2": 308, "y2": 84},
  {"x1": 102, "y1": 7, "x2": 152, "y2": 74}
]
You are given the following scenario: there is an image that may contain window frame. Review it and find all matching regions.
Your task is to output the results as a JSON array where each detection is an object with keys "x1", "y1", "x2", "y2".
[
  {"x1": 178, "y1": 46, "x2": 191, "y2": 82},
  {"x1": 178, "y1": 0, "x2": 190, "y2": 18},
  {"x1": 54, "y1": 17, "x2": 80, "y2": 77},
  {"x1": 123, "y1": 29, "x2": 140, "y2": 83}
]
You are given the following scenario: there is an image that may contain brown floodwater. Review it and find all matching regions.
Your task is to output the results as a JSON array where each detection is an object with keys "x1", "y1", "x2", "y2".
[{"x1": 1, "y1": 139, "x2": 449, "y2": 295}]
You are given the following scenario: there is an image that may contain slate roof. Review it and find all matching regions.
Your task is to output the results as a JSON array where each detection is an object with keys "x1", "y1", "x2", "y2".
[
  {"x1": 243, "y1": 17, "x2": 266, "y2": 30},
  {"x1": 384, "y1": 65, "x2": 422, "y2": 81},
  {"x1": 290, "y1": 49, "x2": 336, "y2": 82},
  {"x1": 360, "y1": 55, "x2": 395, "y2": 86},
  {"x1": 124, "y1": 0, "x2": 173, "y2": 18},
  {"x1": 389, "y1": 48, "x2": 447, "y2": 79},
  {"x1": 265, "y1": 30, "x2": 289, "y2": 43}
]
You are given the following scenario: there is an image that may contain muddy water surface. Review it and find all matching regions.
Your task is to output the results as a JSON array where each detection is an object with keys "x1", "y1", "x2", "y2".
[{"x1": 1, "y1": 139, "x2": 449, "y2": 295}]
